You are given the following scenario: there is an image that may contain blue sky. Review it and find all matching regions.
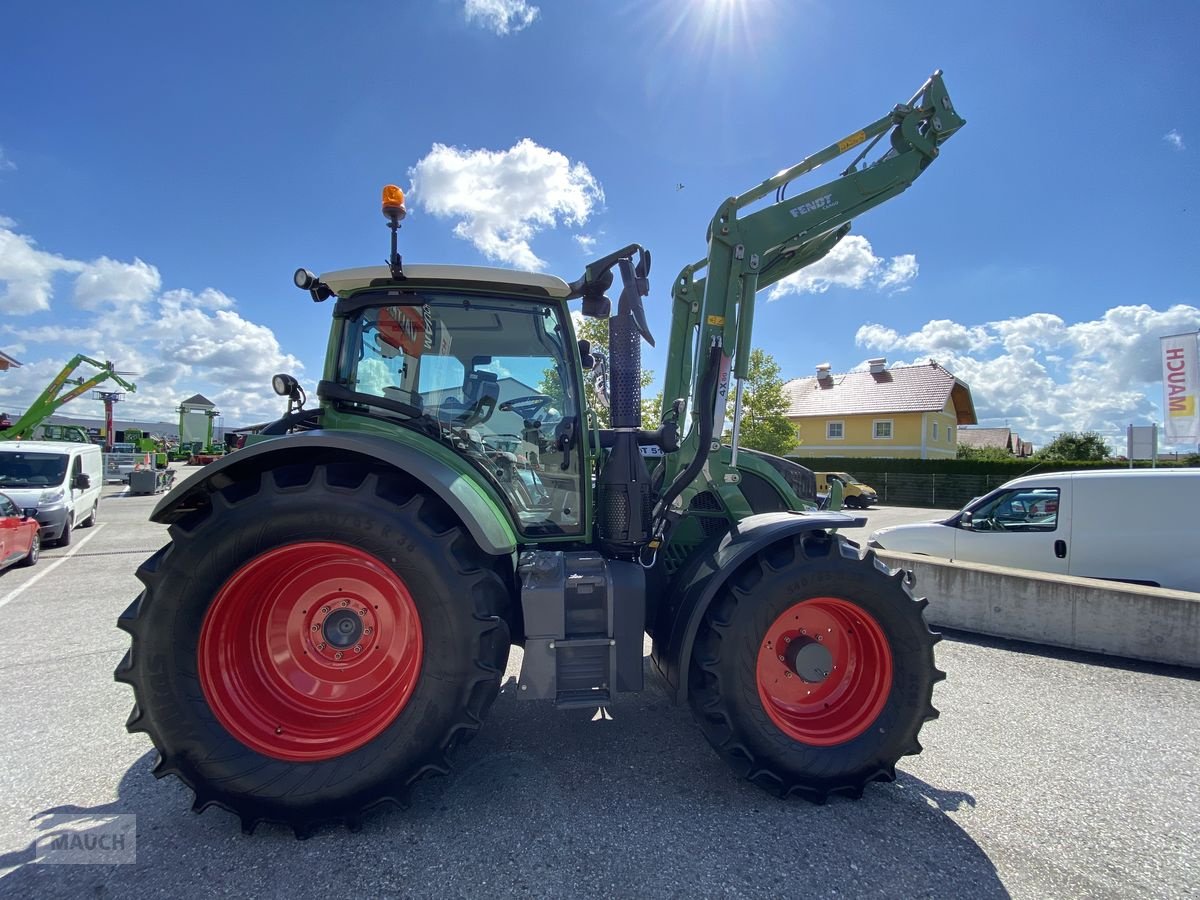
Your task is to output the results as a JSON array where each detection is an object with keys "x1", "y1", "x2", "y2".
[{"x1": 2, "y1": 0, "x2": 1198, "y2": 450}]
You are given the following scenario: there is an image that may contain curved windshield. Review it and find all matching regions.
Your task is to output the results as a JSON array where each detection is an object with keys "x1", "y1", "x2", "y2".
[
  {"x1": 334, "y1": 294, "x2": 583, "y2": 537},
  {"x1": 0, "y1": 451, "x2": 69, "y2": 488}
]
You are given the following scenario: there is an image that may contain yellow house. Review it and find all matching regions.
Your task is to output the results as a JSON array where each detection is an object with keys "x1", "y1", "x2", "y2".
[{"x1": 783, "y1": 358, "x2": 976, "y2": 459}]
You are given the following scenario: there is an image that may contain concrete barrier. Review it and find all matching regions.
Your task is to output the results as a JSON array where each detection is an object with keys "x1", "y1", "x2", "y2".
[{"x1": 876, "y1": 550, "x2": 1200, "y2": 669}]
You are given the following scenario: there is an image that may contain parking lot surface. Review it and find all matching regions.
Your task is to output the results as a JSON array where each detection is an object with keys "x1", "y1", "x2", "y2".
[{"x1": 0, "y1": 489, "x2": 1196, "y2": 898}]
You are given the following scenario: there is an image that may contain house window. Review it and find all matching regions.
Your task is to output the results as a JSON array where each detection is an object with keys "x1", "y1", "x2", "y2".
[
  {"x1": 948, "y1": 426, "x2": 954, "y2": 443},
  {"x1": 873, "y1": 419, "x2": 893, "y2": 440},
  {"x1": 931, "y1": 421, "x2": 939, "y2": 441},
  {"x1": 826, "y1": 421, "x2": 844, "y2": 440}
]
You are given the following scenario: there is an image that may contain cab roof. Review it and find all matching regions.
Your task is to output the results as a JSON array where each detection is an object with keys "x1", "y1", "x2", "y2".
[{"x1": 320, "y1": 265, "x2": 571, "y2": 300}]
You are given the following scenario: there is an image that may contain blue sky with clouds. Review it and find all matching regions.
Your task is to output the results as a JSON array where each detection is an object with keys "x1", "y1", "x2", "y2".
[{"x1": 2, "y1": 0, "x2": 1198, "y2": 449}]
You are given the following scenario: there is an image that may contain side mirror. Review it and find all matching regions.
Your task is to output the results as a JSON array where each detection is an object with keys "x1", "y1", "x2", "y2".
[
  {"x1": 959, "y1": 511, "x2": 973, "y2": 529},
  {"x1": 74, "y1": 473, "x2": 91, "y2": 490},
  {"x1": 578, "y1": 339, "x2": 594, "y2": 370},
  {"x1": 23, "y1": 508, "x2": 38, "y2": 520}
]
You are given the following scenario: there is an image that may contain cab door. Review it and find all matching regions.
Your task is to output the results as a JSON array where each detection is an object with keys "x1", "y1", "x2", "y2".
[{"x1": 953, "y1": 484, "x2": 1071, "y2": 575}]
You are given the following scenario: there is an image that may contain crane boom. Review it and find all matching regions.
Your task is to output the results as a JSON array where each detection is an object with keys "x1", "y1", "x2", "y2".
[
  {"x1": 0, "y1": 355, "x2": 138, "y2": 440},
  {"x1": 655, "y1": 70, "x2": 964, "y2": 526}
]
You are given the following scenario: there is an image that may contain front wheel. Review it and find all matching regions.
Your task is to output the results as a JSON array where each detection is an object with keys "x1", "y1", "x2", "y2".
[
  {"x1": 18, "y1": 532, "x2": 40, "y2": 567},
  {"x1": 688, "y1": 531, "x2": 942, "y2": 801},
  {"x1": 115, "y1": 461, "x2": 511, "y2": 835}
]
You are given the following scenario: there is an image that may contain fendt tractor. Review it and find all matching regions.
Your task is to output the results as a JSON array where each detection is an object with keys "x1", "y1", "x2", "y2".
[{"x1": 116, "y1": 72, "x2": 965, "y2": 835}]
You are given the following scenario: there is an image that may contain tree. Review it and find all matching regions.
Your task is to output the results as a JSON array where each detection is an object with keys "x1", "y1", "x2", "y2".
[
  {"x1": 728, "y1": 348, "x2": 798, "y2": 456},
  {"x1": 1035, "y1": 430, "x2": 1113, "y2": 462},
  {"x1": 956, "y1": 444, "x2": 1018, "y2": 462},
  {"x1": 546, "y1": 315, "x2": 657, "y2": 428}
]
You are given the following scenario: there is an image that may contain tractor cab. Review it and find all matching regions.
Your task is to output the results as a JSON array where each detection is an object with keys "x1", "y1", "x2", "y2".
[{"x1": 314, "y1": 267, "x2": 588, "y2": 538}]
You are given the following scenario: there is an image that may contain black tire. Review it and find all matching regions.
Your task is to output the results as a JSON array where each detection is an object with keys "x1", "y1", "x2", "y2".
[
  {"x1": 56, "y1": 517, "x2": 72, "y2": 547},
  {"x1": 688, "y1": 531, "x2": 942, "y2": 801},
  {"x1": 82, "y1": 502, "x2": 98, "y2": 527},
  {"x1": 115, "y1": 461, "x2": 511, "y2": 836},
  {"x1": 843, "y1": 496, "x2": 860, "y2": 509},
  {"x1": 18, "y1": 531, "x2": 40, "y2": 568}
]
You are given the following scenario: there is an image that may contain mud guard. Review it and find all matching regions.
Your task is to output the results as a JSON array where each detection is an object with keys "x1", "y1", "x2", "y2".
[
  {"x1": 151, "y1": 430, "x2": 518, "y2": 556},
  {"x1": 651, "y1": 511, "x2": 866, "y2": 704}
]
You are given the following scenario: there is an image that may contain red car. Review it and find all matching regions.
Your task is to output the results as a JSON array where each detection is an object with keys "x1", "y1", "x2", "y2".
[{"x1": 0, "y1": 490, "x2": 40, "y2": 572}]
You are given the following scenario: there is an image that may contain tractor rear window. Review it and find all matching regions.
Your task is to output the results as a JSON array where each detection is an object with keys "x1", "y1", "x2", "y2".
[{"x1": 334, "y1": 294, "x2": 584, "y2": 537}]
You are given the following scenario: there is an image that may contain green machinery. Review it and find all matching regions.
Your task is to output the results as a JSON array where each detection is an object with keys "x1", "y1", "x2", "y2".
[
  {"x1": 0, "y1": 355, "x2": 136, "y2": 444},
  {"x1": 117, "y1": 72, "x2": 964, "y2": 835}
]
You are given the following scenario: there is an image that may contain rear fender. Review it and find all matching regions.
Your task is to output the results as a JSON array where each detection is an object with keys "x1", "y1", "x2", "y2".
[
  {"x1": 151, "y1": 430, "x2": 518, "y2": 556},
  {"x1": 651, "y1": 511, "x2": 865, "y2": 704}
]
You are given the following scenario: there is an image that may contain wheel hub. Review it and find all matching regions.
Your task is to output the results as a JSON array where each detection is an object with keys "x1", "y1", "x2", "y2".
[
  {"x1": 756, "y1": 596, "x2": 893, "y2": 746},
  {"x1": 784, "y1": 636, "x2": 833, "y2": 683}
]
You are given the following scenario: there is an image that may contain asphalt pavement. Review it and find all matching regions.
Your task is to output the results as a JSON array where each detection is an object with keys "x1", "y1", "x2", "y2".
[{"x1": 0, "y1": 490, "x2": 1196, "y2": 899}]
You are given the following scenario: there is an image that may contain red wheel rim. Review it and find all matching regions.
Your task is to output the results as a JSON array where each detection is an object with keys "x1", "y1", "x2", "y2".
[
  {"x1": 198, "y1": 542, "x2": 423, "y2": 761},
  {"x1": 756, "y1": 597, "x2": 892, "y2": 746}
]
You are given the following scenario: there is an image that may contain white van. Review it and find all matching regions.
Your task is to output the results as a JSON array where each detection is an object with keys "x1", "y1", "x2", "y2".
[
  {"x1": 867, "y1": 469, "x2": 1200, "y2": 592},
  {"x1": 0, "y1": 441, "x2": 103, "y2": 547}
]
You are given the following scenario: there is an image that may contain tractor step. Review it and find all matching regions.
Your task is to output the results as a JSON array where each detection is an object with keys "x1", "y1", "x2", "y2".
[{"x1": 516, "y1": 550, "x2": 643, "y2": 707}]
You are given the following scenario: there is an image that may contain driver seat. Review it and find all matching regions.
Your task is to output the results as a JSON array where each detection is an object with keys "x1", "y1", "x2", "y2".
[{"x1": 455, "y1": 370, "x2": 499, "y2": 427}]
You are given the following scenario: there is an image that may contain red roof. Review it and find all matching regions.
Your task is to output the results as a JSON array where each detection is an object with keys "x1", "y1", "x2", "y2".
[{"x1": 784, "y1": 362, "x2": 977, "y2": 425}]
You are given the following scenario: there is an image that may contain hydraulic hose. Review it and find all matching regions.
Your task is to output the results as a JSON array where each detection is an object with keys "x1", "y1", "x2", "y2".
[{"x1": 651, "y1": 341, "x2": 723, "y2": 529}]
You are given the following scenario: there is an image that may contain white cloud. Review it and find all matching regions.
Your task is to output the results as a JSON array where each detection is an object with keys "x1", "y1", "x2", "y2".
[
  {"x1": 767, "y1": 235, "x2": 919, "y2": 299},
  {"x1": 877, "y1": 254, "x2": 918, "y2": 291},
  {"x1": 74, "y1": 257, "x2": 161, "y2": 310},
  {"x1": 0, "y1": 219, "x2": 305, "y2": 425},
  {"x1": 0, "y1": 219, "x2": 85, "y2": 314},
  {"x1": 573, "y1": 234, "x2": 597, "y2": 254},
  {"x1": 409, "y1": 139, "x2": 603, "y2": 270},
  {"x1": 854, "y1": 305, "x2": 1200, "y2": 448},
  {"x1": 463, "y1": 0, "x2": 539, "y2": 35},
  {"x1": 0, "y1": 147, "x2": 14, "y2": 171},
  {"x1": 1164, "y1": 129, "x2": 1185, "y2": 151}
]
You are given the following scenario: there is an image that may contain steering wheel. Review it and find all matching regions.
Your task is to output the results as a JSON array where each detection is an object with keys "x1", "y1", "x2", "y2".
[{"x1": 498, "y1": 394, "x2": 554, "y2": 420}]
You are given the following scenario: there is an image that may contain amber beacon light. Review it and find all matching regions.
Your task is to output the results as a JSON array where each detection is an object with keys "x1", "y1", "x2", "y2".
[{"x1": 381, "y1": 185, "x2": 407, "y2": 221}]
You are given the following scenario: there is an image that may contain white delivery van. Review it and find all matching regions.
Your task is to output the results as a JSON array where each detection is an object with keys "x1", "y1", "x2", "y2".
[
  {"x1": 867, "y1": 469, "x2": 1200, "y2": 592},
  {"x1": 0, "y1": 441, "x2": 103, "y2": 547}
]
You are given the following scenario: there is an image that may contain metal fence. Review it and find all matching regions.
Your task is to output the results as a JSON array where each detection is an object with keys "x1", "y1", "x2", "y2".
[
  {"x1": 874, "y1": 472, "x2": 1015, "y2": 509},
  {"x1": 102, "y1": 452, "x2": 143, "y2": 483}
]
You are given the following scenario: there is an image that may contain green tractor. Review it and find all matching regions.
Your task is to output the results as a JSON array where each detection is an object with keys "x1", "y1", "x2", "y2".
[{"x1": 116, "y1": 72, "x2": 964, "y2": 835}]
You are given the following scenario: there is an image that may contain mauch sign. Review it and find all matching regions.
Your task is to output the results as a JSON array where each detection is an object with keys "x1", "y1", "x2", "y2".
[{"x1": 1162, "y1": 332, "x2": 1200, "y2": 442}]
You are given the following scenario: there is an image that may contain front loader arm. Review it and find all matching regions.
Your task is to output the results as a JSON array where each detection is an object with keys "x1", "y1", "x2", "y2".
[{"x1": 656, "y1": 70, "x2": 964, "y2": 520}]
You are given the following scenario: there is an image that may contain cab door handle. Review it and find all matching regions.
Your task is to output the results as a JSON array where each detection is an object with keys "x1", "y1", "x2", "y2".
[{"x1": 1054, "y1": 539, "x2": 1067, "y2": 559}]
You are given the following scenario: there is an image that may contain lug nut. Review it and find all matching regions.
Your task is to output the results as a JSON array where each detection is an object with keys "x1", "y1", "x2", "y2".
[
  {"x1": 341, "y1": 600, "x2": 350, "y2": 607},
  {"x1": 354, "y1": 645, "x2": 363, "y2": 654},
  {"x1": 778, "y1": 654, "x2": 785, "y2": 661},
  {"x1": 784, "y1": 636, "x2": 791, "y2": 644},
  {"x1": 317, "y1": 642, "x2": 326, "y2": 651},
  {"x1": 321, "y1": 606, "x2": 331, "y2": 614},
  {"x1": 334, "y1": 651, "x2": 343, "y2": 660},
  {"x1": 364, "y1": 627, "x2": 373, "y2": 636},
  {"x1": 359, "y1": 608, "x2": 368, "y2": 616},
  {"x1": 311, "y1": 625, "x2": 320, "y2": 632}
]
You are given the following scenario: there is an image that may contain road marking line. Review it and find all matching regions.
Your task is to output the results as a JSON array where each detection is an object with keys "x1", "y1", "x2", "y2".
[{"x1": 0, "y1": 523, "x2": 108, "y2": 610}]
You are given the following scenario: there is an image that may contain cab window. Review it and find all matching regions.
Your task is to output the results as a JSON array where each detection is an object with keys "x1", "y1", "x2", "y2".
[{"x1": 336, "y1": 294, "x2": 583, "y2": 538}]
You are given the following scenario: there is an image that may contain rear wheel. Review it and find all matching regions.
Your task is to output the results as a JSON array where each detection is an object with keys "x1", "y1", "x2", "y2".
[
  {"x1": 688, "y1": 531, "x2": 942, "y2": 801},
  {"x1": 115, "y1": 461, "x2": 511, "y2": 836}
]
